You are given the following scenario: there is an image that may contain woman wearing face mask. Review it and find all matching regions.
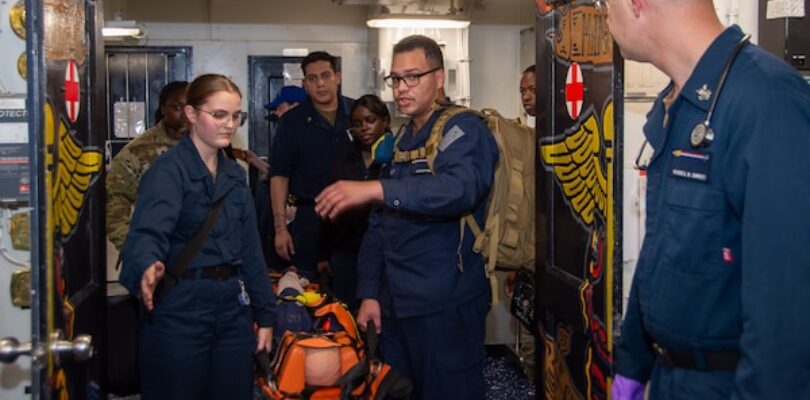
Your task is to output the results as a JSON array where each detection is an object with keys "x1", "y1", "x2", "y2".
[
  {"x1": 317, "y1": 94, "x2": 391, "y2": 311},
  {"x1": 121, "y1": 74, "x2": 276, "y2": 400}
]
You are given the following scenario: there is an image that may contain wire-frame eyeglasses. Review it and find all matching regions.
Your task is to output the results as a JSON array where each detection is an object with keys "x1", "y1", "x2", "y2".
[{"x1": 193, "y1": 106, "x2": 248, "y2": 127}]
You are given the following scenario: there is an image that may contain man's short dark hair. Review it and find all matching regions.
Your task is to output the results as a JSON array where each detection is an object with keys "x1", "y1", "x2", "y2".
[
  {"x1": 393, "y1": 35, "x2": 444, "y2": 70},
  {"x1": 301, "y1": 51, "x2": 338, "y2": 75},
  {"x1": 523, "y1": 64, "x2": 536, "y2": 75}
]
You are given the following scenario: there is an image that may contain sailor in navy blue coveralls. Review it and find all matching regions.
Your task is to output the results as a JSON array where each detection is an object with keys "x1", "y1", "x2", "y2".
[
  {"x1": 355, "y1": 109, "x2": 498, "y2": 399},
  {"x1": 615, "y1": 25, "x2": 810, "y2": 399},
  {"x1": 269, "y1": 96, "x2": 354, "y2": 277},
  {"x1": 121, "y1": 135, "x2": 277, "y2": 400},
  {"x1": 314, "y1": 37, "x2": 496, "y2": 399}
]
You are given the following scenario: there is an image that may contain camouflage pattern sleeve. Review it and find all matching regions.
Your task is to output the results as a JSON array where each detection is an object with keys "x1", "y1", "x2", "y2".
[{"x1": 105, "y1": 147, "x2": 142, "y2": 250}]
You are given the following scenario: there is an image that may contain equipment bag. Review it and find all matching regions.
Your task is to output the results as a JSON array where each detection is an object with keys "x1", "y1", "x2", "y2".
[
  {"x1": 393, "y1": 105, "x2": 536, "y2": 302},
  {"x1": 312, "y1": 299, "x2": 362, "y2": 344},
  {"x1": 258, "y1": 330, "x2": 366, "y2": 400},
  {"x1": 256, "y1": 330, "x2": 410, "y2": 400},
  {"x1": 257, "y1": 298, "x2": 412, "y2": 400}
]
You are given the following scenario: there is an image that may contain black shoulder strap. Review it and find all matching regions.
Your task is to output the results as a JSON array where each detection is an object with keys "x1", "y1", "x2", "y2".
[{"x1": 154, "y1": 196, "x2": 225, "y2": 299}]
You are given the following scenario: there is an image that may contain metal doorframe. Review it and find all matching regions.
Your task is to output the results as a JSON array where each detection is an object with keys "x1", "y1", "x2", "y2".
[
  {"x1": 247, "y1": 55, "x2": 304, "y2": 159},
  {"x1": 25, "y1": 0, "x2": 45, "y2": 396}
]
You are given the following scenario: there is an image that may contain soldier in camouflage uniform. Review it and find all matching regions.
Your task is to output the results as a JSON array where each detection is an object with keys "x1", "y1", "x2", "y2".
[{"x1": 106, "y1": 81, "x2": 189, "y2": 249}]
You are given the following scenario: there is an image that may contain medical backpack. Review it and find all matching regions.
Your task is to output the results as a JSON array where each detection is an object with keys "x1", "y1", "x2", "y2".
[
  {"x1": 392, "y1": 105, "x2": 536, "y2": 302},
  {"x1": 257, "y1": 297, "x2": 412, "y2": 400}
]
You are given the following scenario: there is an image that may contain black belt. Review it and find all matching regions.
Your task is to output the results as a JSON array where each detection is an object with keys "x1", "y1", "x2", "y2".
[
  {"x1": 180, "y1": 265, "x2": 239, "y2": 281},
  {"x1": 652, "y1": 342, "x2": 739, "y2": 371},
  {"x1": 288, "y1": 194, "x2": 315, "y2": 207}
]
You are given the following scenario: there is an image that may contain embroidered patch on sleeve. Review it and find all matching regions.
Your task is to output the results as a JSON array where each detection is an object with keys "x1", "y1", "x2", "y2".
[{"x1": 438, "y1": 125, "x2": 466, "y2": 152}]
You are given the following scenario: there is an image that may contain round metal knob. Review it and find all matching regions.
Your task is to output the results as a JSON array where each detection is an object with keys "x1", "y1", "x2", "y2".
[
  {"x1": 71, "y1": 335, "x2": 93, "y2": 361},
  {"x1": 49, "y1": 334, "x2": 93, "y2": 362},
  {"x1": 0, "y1": 337, "x2": 33, "y2": 364}
]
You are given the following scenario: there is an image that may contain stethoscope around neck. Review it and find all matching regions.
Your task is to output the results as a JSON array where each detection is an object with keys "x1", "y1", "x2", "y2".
[{"x1": 633, "y1": 34, "x2": 751, "y2": 170}]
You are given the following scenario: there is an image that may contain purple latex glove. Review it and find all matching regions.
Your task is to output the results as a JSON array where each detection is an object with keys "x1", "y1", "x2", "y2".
[{"x1": 611, "y1": 374, "x2": 645, "y2": 400}]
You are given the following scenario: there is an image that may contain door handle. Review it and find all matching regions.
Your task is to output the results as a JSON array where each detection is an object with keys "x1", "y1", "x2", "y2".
[
  {"x1": 0, "y1": 331, "x2": 93, "y2": 365},
  {"x1": 0, "y1": 336, "x2": 36, "y2": 364},
  {"x1": 49, "y1": 331, "x2": 94, "y2": 363}
]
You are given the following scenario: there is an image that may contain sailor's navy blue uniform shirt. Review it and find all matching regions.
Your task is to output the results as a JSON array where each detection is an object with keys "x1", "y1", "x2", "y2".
[
  {"x1": 269, "y1": 96, "x2": 355, "y2": 201},
  {"x1": 121, "y1": 134, "x2": 276, "y2": 326},
  {"x1": 616, "y1": 26, "x2": 810, "y2": 399},
  {"x1": 356, "y1": 110, "x2": 498, "y2": 318}
]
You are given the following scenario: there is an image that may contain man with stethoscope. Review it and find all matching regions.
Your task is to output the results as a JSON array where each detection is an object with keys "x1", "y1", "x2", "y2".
[{"x1": 605, "y1": 0, "x2": 810, "y2": 399}]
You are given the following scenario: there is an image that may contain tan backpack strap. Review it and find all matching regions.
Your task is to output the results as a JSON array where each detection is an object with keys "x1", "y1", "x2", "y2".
[
  {"x1": 469, "y1": 213, "x2": 501, "y2": 306},
  {"x1": 392, "y1": 106, "x2": 482, "y2": 167},
  {"x1": 391, "y1": 122, "x2": 411, "y2": 163},
  {"x1": 464, "y1": 214, "x2": 482, "y2": 236},
  {"x1": 425, "y1": 105, "x2": 470, "y2": 170},
  {"x1": 486, "y1": 215, "x2": 499, "y2": 275},
  {"x1": 456, "y1": 220, "x2": 465, "y2": 272},
  {"x1": 393, "y1": 147, "x2": 428, "y2": 163},
  {"x1": 467, "y1": 213, "x2": 499, "y2": 276},
  {"x1": 391, "y1": 110, "x2": 445, "y2": 165},
  {"x1": 490, "y1": 274, "x2": 500, "y2": 306},
  {"x1": 464, "y1": 212, "x2": 501, "y2": 305}
]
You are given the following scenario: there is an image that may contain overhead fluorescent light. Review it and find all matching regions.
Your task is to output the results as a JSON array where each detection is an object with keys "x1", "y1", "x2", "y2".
[
  {"x1": 102, "y1": 27, "x2": 143, "y2": 37},
  {"x1": 102, "y1": 20, "x2": 146, "y2": 39},
  {"x1": 283, "y1": 48, "x2": 309, "y2": 56},
  {"x1": 367, "y1": 16, "x2": 470, "y2": 29}
]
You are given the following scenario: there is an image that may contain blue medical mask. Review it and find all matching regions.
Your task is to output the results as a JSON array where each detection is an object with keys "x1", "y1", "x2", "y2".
[{"x1": 371, "y1": 131, "x2": 395, "y2": 166}]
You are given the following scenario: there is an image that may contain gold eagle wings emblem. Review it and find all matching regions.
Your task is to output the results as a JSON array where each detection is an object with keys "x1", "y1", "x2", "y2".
[
  {"x1": 540, "y1": 104, "x2": 613, "y2": 226},
  {"x1": 44, "y1": 102, "x2": 103, "y2": 238}
]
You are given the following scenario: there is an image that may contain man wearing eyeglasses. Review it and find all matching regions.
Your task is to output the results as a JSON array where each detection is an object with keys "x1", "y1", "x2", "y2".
[
  {"x1": 607, "y1": 1, "x2": 810, "y2": 399},
  {"x1": 107, "y1": 81, "x2": 189, "y2": 251},
  {"x1": 270, "y1": 51, "x2": 355, "y2": 279},
  {"x1": 315, "y1": 35, "x2": 498, "y2": 399}
]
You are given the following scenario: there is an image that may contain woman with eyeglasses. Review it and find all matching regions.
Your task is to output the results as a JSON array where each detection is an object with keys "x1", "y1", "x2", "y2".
[
  {"x1": 121, "y1": 74, "x2": 276, "y2": 400},
  {"x1": 317, "y1": 94, "x2": 390, "y2": 311}
]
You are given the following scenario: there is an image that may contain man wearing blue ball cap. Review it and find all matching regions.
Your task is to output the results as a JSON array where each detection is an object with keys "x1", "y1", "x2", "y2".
[{"x1": 265, "y1": 85, "x2": 308, "y2": 121}]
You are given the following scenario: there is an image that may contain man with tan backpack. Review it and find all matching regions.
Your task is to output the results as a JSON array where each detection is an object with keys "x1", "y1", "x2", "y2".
[{"x1": 315, "y1": 35, "x2": 498, "y2": 399}]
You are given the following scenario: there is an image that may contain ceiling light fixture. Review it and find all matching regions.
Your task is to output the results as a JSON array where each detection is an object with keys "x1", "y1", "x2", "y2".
[
  {"x1": 102, "y1": 20, "x2": 146, "y2": 39},
  {"x1": 366, "y1": 15, "x2": 470, "y2": 29}
]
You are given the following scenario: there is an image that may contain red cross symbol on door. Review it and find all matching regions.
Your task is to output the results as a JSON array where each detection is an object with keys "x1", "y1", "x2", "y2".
[
  {"x1": 565, "y1": 62, "x2": 584, "y2": 120},
  {"x1": 64, "y1": 59, "x2": 80, "y2": 123}
]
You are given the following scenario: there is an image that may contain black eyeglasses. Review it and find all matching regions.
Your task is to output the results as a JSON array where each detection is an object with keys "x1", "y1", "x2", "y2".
[
  {"x1": 193, "y1": 106, "x2": 248, "y2": 127},
  {"x1": 384, "y1": 67, "x2": 442, "y2": 88}
]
